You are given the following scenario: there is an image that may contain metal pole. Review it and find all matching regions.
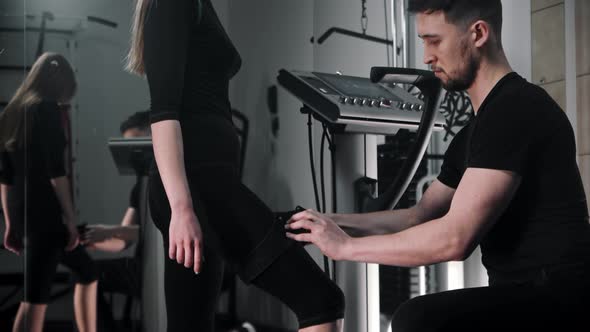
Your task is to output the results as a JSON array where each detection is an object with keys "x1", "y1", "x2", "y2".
[
  {"x1": 400, "y1": 0, "x2": 408, "y2": 68},
  {"x1": 391, "y1": 0, "x2": 397, "y2": 67}
]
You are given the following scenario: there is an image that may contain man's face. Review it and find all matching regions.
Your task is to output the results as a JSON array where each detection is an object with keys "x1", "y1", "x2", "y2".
[
  {"x1": 123, "y1": 127, "x2": 149, "y2": 138},
  {"x1": 417, "y1": 11, "x2": 480, "y2": 91}
]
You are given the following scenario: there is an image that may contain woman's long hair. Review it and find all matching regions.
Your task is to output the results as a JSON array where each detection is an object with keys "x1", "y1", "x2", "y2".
[
  {"x1": 0, "y1": 52, "x2": 77, "y2": 152},
  {"x1": 126, "y1": 0, "x2": 151, "y2": 76}
]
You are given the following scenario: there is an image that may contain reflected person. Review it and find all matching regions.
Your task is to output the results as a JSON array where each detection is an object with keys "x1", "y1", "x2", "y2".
[
  {"x1": 0, "y1": 52, "x2": 97, "y2": 332},
  {"x1": 81, "y1": 110, "x2": 150, "y2": 331}
]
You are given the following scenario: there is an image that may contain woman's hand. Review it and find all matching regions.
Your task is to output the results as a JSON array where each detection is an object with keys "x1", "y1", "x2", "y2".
[
  {"x1": 81, "y1": 225, "x2": 113, "y2": 246},
  {"x1": 169, "y1": 207, "x2": 203, "y2": 274},
  {"x1": 64, "y1": 218, "x2": 80, "y2": 251},
  {"x1": 285, "y1": 209, "x2": 352, "y2": 261},
  {"x1": 3, "y1": 227, "x2": 23, "y2": 255}
]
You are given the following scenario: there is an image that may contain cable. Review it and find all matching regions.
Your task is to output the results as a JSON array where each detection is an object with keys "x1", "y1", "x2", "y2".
[
  {"x1": 306, "y1": 112, "x2": 332, "y2": 277},
  {"x1": 307, "y1": 113, "x2": 321, "y2": 212},
  {"x1": 329, "y1": 129, "x2": 337, "y2": 213},
  {"x1": 320, "y1": 127, "x2": 327, "y2": 214}
]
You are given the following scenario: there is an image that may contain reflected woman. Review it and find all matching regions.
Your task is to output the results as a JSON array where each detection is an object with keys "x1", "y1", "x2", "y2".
[
  {"x1": 126, "y1": 0, "x2": 345, "y2": 331},
  {"x1": 0, "y1": 52, "x2": 97, "y2": 332}
]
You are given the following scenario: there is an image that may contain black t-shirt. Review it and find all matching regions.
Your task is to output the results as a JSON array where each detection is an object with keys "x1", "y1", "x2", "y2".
[
  {"x1": 1, "y1": 101, "x2": 68, "y2": 239},
  {"x1": 143, "y1": 0, "x2": 241, "y2": 125},
  {"x1": 438, "y1": 72, "x2": 590, "y2": 282}
]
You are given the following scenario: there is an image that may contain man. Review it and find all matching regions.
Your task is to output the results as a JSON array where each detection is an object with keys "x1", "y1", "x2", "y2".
[
  {"x1": 286, "y1": 0, "x2": 590, "y2": 330},
  {"x1": 82, "y1": 110, "x2": 150, "y2": 253},
  {"x1": 81, "y1": 110, "x2": 150, "y2": 331}
]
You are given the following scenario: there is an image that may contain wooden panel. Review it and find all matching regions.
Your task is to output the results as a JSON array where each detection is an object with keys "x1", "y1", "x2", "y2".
[
  {"x1": 532, "y1": 4, "x2": 565, "y2": 85},
  {"x1": 576, "y1": 0, "x2": 590, "y2": 76},
  {"x1": 578, "y1": 154, "x2": 590, "y2": 216},
  {"x1": 540, "y1": 80, "x2": 566, "y2": 111},
  {"x1": 577, "y1": 75, "x2": 590, "y2": 155},
  {"x1": 531, "y1": 0, "x2": 563, "y2": 12}
]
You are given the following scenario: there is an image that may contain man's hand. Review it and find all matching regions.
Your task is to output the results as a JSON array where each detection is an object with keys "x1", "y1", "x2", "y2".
[
  {"x1": 81, "y1": 225, "x2": 114, "y2": 246},
  {"x1": 285, "y1": 209, "x2": 352, "y2": 260}
]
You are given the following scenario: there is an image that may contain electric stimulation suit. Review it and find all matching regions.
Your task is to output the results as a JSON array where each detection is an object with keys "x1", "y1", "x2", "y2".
[{"x1": 142, "y1": 0, "x2": 345, "y2": 330}]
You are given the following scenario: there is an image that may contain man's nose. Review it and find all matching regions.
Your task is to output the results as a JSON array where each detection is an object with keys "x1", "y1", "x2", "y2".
[{"x1": 423, "y1": 53, "x2": 435, "y2": 65}]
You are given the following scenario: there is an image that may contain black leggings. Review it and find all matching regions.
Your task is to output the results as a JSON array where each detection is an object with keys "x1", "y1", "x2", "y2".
[
  {"x1": 25, "y1": 242, "x2": 97, "y2": 304},
  {"x1": 148, "y1": 116, "x2": 344, "y2": 331},
  {"x1": 390, "y1": 267, "x2": 590, "y2": 332}
]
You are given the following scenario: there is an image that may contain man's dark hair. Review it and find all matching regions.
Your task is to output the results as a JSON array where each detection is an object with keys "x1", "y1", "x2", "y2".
[
  {"x1": 408, "y1": 0, "x2": 503, "y2": 43},
  {"x1": 120, "y1": 110, "x2": 151, "y2": 134}
]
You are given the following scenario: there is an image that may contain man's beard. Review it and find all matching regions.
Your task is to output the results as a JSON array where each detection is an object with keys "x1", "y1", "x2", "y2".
[{"x1": 442, "y1": 42, "x2": 480, "y2": 92}]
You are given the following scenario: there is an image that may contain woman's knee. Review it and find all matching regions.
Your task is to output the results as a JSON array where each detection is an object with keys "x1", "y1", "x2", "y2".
[{"x1": 252, "y1": 245, "x2": 345, "y2": 328}]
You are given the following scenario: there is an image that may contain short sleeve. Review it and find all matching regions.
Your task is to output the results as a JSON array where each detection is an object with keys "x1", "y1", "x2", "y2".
[
  {"x1": 37, "y1": 103, "x2": 67, "y2": 178},
  {"x1": 437, "y1": 124, "x2": 470, "y2": 189},
  {"x1": 143, "y1": 0, "x2": 195, "y2": 124},
  {"x1": 467, "y1": 104, "x2": 532, "y2": 175}
]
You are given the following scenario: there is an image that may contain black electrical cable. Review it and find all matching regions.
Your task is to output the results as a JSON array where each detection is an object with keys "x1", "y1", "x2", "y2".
[
  {"x1": 326, "y1": 127, "x2": 338, "y2": 281},
  {"x1": 307, "y1": 113, "x2": 321, "y2": 212},
  {"x1": 306, "y1": 113, "x2": 331, "y2": 276},
  {"x1": 329, "y1": 130, "x2": 337, "y2": 213},
  {"x1": 320, "y1": 126, "x2": 328, "y2": 213}
]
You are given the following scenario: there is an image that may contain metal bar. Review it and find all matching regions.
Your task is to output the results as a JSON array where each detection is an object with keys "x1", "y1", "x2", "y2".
[
  {"x1": 0, "y1": 65, "x2": 31, "y2": 71},
  {"x1": 317, "y1": 27, "x2": 393, "y2": 46},
  {"x1": 0, "y1": 27, "x2": 75, "y2": 35},
  {"x1": 391, "y1": 0, "x2": 398, "y2": 67},
  {"x1": 400, "y1": 0, "x2": 408, "y2": 67}
]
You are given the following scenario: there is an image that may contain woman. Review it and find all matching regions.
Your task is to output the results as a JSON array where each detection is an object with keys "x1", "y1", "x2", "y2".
[
  {"x1": 126, "y1": 0, "x2": 345, "y2": 331},
  {"x1": 0, "y1": 52, "x2": 97, "y2": 332}
]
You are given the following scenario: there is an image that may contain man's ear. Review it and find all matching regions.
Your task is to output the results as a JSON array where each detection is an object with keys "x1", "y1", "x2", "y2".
[{"x1": 471, "y1": 20, "x2": 490, "y2": 48}]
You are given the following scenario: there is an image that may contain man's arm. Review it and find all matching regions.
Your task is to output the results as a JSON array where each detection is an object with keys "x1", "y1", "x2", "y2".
[
  {"x1": 288, "y1": 168, "x2": 520, "y2": 266},
  {"x1": 83, "y1": 207, "x2": 139, "y2": 252},
  {"x1": 333, "y1": 180, "x2": 455, "y2": 237}
]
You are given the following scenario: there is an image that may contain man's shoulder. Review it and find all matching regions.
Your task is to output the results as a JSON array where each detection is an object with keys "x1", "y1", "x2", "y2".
[{"x1": 483, "y1": 77, "x2": 560, "y2": 124}]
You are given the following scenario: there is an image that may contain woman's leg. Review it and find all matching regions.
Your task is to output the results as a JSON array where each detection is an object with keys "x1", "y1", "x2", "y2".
[
  {"x1": 191, "y1": 168, "x2": 345, "y2": 331},
  {"x1": 162, "y1": 243, "x2": 225, "y2": 332},
  {"x1": 250, "y1": 244, "x2": 345, "y2": 332},
  {"x1": 12, "y1": 302, "x2": 47, "y2": 332},
  {"x1": 61, "y1": 246, "x2": 99, "y2": 332},
  {"x1": 19, "y1": 243, "x2": 63, "y2": 332},
  {"x1": 149, "y1": 172, "x2": 225, "y2": 332},
  {"x1": 74, "y1": 281, "x2": 98, "y2": 332}
]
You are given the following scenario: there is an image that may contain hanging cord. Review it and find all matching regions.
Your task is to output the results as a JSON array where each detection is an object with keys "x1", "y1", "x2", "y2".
[
  {"x1": 361, "y1": 0, "x2": 368, "y2": 34},
  {"x1": 316, "y1": 123, "x2": 340, "y2": 278},
  {"x1": 320, "y1": 126, "x2": 328, "y2": 214},
  {"x1": 320, "y1": 125, "x2": 330, "y2": 274},
  {"x1": 325, "y1": 127, "x2": 338, "y2": 281},
  {"x1": 307, "y1": 113, "x2": 332, "y2": 276},
  {"x1": 384, "y1": 0, "x2": 391, "y2": 66},
  {"x1": 307, "y1": 113, "x2": 321, "y2": 212}
]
